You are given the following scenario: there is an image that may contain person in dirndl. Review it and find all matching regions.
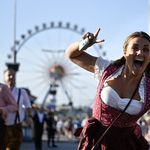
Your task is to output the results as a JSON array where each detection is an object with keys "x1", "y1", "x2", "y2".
[{"x1": 66, "y1": 28, "x2": 150, "y2": 150}]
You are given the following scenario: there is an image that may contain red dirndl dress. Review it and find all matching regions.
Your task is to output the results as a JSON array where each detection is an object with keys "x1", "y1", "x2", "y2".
[{"x1": 74, "y1": 64, "x2": 150, "y2": 150}]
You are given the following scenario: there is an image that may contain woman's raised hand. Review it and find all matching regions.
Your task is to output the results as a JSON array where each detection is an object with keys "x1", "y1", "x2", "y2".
[{"x1": 81, "y1": 28, "x2": 105, "y2": 49}]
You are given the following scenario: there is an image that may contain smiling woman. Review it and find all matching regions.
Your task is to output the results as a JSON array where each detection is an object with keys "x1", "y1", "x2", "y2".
[{"x1": 65, "y1": 28, "x2": 150, "y2": 150}]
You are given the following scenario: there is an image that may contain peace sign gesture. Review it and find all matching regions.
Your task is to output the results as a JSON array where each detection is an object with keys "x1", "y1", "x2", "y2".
[{"x1": 81, "y1": 28, "x2": 105, "y2": 50}]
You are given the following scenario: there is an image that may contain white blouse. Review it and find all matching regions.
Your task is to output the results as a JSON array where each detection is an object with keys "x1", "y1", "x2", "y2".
[{"x1": 94, "y1": 56, "x2": 144, "y2": 115}]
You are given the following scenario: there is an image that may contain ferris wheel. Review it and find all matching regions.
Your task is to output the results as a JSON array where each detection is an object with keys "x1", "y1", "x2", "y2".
[{"x1": 7, "y1": 21, "x2": 106, "y2": 109}]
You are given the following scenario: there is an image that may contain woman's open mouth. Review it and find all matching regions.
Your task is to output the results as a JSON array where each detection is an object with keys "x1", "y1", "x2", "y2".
[{"x1": 134, "y1": 59, "x2": 143, "y2": 69}]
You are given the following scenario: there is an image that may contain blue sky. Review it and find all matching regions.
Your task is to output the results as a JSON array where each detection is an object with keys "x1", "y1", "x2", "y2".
[{"x1": 0, "y1": 0, "x2": 149, "y2": 107}]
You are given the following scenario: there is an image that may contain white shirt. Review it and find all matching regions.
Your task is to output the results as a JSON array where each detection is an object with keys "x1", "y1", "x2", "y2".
[
  {"x1": 7, "y1": 87, "x2": 32, "y2": 125},
  {"x1": 56, "y1": 120, "x2": 64, "y2": 129},
  {"x1": 81, "y1": 118, "x2": 88, "y2": 127},
  {"x1": 94, "y1": 56, "x2": 144, "y2": 115}
]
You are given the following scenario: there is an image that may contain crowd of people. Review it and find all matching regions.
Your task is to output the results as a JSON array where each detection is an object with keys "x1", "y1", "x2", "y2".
[
  {"x1": 55, "y1": 113, "x2": 90, "y2": 140},
  {"x1": 28, "y1": 108, "x2": 91, "y2": 149},
  {"x1": 0, "y1": 67, "x2": 91, "y2": 150}
]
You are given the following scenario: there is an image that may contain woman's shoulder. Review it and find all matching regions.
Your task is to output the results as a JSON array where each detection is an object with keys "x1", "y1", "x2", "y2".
[
  {"x1": 94, "y1": 57, "x2": 114, "y2": 81},
  {"x1": 96, "y1": 57, "x2": 113, "y2": 67}
]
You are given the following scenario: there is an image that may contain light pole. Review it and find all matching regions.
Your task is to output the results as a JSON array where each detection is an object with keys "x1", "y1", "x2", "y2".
[
  {"x1": 6, "y1": 0, "x2": 20, "y2": 71},
  {"x1": 13, "y1": 0, "x2": 17, "y2": 64}
]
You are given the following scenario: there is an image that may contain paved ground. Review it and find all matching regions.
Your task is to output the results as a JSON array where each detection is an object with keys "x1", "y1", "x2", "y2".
[
  {"x1": 20, "y1": 133, "x2": 79, "y2": 150},
  {"x1": 20, "y1": 140, "x2": 79, "y2": 150},
  {"x1": 18, "y1": 134, "x2": 150, "y2": 150}
]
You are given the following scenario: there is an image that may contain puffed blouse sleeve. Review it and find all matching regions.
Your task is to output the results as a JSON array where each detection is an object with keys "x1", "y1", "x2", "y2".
[{"x1": 94, "y1": 56, "x2": 113, "y2": 81}]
